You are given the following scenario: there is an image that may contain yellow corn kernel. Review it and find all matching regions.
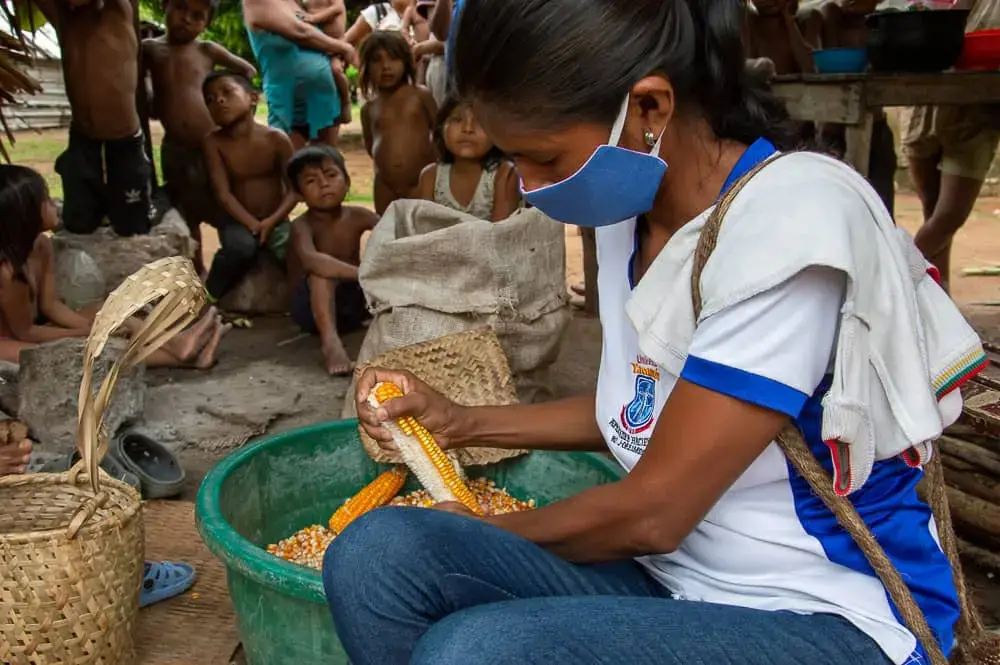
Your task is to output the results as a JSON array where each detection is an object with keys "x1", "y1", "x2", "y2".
[
  {"x1": 372, "y1": 382, "x2": 483, "y2": 515},
  {"x1": 328, "y1": 465, "x2": 408, "y2": 534}
]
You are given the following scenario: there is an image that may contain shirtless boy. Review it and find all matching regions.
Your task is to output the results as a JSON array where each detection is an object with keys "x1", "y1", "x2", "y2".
[
  {"x1": 300, "y1": 0, "x2": 353, "y2": 126},
  {"x1": 202, "y1": 71, "x2": 297, "y2": 303},
  {"x1": 32, "y1": 0, "x2": 154, "y2": 236},
  {"x1": 287, "y1": 145, "x2": 376, "y2": 375},
  {"x1": 359, "y1": 31, "x2": 437, "y2": 214},
  {"x1": 819, "y1": 0, "x2": 897, "y2": 216},
  {"x1": 143, "y1": 0, "x2": 256, "y2": 273},
  {"x1": 745, "y1": 0, "x2": 822, "y2": 75},
  {"x1": 242, "y1": 0, "x2": 356, "y2": 148}
]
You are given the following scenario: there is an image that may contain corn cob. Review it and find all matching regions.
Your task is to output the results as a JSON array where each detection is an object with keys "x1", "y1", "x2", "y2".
[
  {"x1": 369, "y1": 382, "x2": 483, "y2": 515},
  {"x1": 328, "y1": 465, "x2": 408, "y2": 534}
]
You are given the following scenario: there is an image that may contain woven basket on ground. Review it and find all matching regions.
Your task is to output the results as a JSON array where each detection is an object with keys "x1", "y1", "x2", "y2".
[
  {"x1": 353, "y1": 329, "x2": 528, "y2": 467},
  {"x1": 697, "y1": 154, "x2": 999, "y2": 665},
  {"x1": 0, "y1": 256, "x2": 206, "y2": 665}
]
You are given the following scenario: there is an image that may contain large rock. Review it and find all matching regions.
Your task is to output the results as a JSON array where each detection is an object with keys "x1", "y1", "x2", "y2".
[
  {"x1": 218, "y1": 253, "x2": 292, "y2": 315},
  {"x1": 52, "y1": 208, "x2": 197, "y2": 303},
  {"x1": 54, "y1": 248, "x2": 106, "y2": 309},
  {"x1": 18, "y1": 338, "x2": 146, "y2": 455}
]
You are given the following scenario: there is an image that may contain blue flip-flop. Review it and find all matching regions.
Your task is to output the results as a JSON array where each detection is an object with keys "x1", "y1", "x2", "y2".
[{"x1": 139, "y1": 561, "x2": 196, "y2": 608}]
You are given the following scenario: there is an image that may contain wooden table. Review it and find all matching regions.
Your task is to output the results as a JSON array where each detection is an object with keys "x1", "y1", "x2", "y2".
[
  {"x1": 771, "y1": 71, "x2": 1000, "y2": 176},
  {"x1": 578, "y1": 71, "x2": 1000, "y2": 313}
]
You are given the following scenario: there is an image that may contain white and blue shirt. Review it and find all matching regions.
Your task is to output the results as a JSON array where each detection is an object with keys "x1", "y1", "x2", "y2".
[{"x1": 594, "y1": 150, "x2": 960, "y2": 665}]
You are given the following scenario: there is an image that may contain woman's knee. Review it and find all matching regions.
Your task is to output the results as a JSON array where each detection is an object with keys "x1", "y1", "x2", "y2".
[
  {"x1": 411, "y1": 606, "x2": 544, "y2": 665},
  {"x1": 322, "y1": 507, "x2": 453, "y2": 597}
]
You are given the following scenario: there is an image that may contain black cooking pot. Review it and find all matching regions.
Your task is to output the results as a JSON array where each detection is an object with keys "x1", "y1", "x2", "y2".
[{"x1": 866, "y1": 9, "x2": 970, "y2": 73}]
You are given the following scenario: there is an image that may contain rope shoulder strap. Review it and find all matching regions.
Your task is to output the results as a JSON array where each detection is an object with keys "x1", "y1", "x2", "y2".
[{"x1": 690, "y1": 151, "x2": 998, "y2": 665}]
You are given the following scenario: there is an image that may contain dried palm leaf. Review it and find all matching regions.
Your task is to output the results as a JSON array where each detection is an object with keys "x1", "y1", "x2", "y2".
[
  {"x1": 77, "y1": 257, "x2": 207, "y2": 493},
  {"x1": 0, "y1": 2, "x2": 43, "y2": 160}
]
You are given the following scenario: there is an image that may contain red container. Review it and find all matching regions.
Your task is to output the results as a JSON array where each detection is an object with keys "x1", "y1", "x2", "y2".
[{"x1": 956, "y1": 29, "x2": 1000, "y2": 70}]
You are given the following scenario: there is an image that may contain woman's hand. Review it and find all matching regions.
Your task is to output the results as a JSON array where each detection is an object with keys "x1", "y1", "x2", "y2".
[
  {"x1": 339, "y1": 43, "x2": 359, "y2": 68},
  {"x1": 355, "y1": 367, "x2": 471, "y2": 454}
]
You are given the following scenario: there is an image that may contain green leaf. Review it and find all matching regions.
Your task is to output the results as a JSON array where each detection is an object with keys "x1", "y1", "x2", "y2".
[{"x1": 15, "y1": 4, "x2": 48, "y2": 30}]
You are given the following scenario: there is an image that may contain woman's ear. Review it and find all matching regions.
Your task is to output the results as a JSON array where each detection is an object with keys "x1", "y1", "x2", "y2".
[{"x1": 619, "y1": 75, "x2": 675, "y2": 152}]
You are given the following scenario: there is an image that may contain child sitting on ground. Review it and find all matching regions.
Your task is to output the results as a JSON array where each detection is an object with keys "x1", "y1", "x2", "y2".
[
  {"x1": 359, "y1": 30, "x2": 437, "y2": 214},
  {"x1": 203, "y1": 71, "x2": 298, "y2": 303},
  {"x1": 745, "y1": 0, "x2": 822, "y2": 75},
  {"x1": 0, "y1": 165, "x2": 228, "y2": 367},
  {"x1": 287, "y1": 146, "x2": 377, "y2": 375},
  {"x1": 416, "y1": 97, "x2": 520, "y2": 221},
  {"x1": 819, "y1": 0, "x2": 897, "y2": 217},
  {"x1": 143, "y1": 0, "x2": 257, "y2": 274},
  {"x1": 299, "y1": 0, "x2": 353, "y2": 127}
]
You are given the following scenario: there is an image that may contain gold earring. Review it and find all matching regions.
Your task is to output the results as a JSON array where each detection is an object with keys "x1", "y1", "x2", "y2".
[{"x1": 643, "y1": 129, "x2": 656, "y2": 148}]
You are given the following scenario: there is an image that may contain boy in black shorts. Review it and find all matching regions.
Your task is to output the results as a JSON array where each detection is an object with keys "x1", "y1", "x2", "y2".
[{"x1": 34, "y1": 0, "x2": 155, "y2": 236}]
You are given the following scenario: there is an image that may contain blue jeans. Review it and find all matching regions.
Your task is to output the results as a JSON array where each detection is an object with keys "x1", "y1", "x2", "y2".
[{"x1": 323, "y1": 507, "x2": 893, "y2": 665}]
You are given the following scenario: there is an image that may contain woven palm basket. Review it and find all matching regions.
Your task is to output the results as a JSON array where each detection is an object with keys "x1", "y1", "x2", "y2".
[
  {"x1": 0, "y1": 256, "x2": 206, "y2": 665},
  {"x1": 353, "y1": 329, "x2": 528, "y2": 467}
]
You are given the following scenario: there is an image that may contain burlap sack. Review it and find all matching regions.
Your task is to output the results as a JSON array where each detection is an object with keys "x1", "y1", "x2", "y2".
[
  {"x1": 341, "y1": 199, "x2": 570, "y2": 419},
  {"x1": 352, "y1": 329, "x2": 528, "y2": 466}
]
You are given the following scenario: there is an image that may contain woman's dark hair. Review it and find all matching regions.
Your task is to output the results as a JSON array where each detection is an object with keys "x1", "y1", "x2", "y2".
[
  {"x1": 434, "y1": 96, "x2": 505, "y2": 169},
  {"x1": 451, "y1": 0, "x2": 795, "y2": 150},
  {"x1": 0, "y1": 165, "x2": 49, "y2": 277},
  {"x1": 359, "y1": 31, "x2": 416, "y2": 97},
  {"x1": 287, "y1": 144, "x2": 351, "y2": 193}
]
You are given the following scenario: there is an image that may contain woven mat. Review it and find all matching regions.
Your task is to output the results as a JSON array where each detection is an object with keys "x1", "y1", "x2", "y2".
[
  {"x1": 136, "y1": 500, "x2": 239, "y2": 665},
  {"x1": 353, "y1": 329, "x2": 527, "y2": 467}
]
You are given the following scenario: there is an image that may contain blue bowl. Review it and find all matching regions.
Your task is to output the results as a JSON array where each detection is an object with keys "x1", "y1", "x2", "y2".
[{"x1": 812, "y1": 47, "x2": 869, "y2": 74}]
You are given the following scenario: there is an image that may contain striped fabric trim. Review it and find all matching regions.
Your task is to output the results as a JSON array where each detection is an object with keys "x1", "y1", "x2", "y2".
[{"x1": 934, "y1": 347, "x2": 989, "y2": 397}]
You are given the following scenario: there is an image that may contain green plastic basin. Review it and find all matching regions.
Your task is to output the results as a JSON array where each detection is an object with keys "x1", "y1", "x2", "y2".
[{"x1": 195, "y1": 419, "x2": 623, "y2": 665}]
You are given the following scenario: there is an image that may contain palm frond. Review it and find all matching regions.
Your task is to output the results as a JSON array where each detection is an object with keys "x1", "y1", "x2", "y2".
[{"x1": 0, "y1": 2, "x2": 41, "y2": 161}]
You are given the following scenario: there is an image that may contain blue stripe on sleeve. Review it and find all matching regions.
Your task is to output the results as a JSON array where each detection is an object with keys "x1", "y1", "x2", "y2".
[{"x1": 680, "y1": 355, "x2": 809, "y2": 417}]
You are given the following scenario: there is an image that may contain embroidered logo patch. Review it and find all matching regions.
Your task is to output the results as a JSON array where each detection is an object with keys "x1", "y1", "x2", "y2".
[
  {"x1": 608, "y1": 355, "x2": 660, "y2": 454},
  {"x1": 620, "y1": 374, "x2": 656, "y2": 434}
]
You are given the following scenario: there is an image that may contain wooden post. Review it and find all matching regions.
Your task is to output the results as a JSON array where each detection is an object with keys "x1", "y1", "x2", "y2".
[
  {"x1": 844, "y1": 110, "x2": 875, "y2": 177},
  {"x1": 133, "y1": 0, "x2": 157, "y2": 191},
  {"x1": 581, "y1": 227, "x2": 599, "y2": 316}
]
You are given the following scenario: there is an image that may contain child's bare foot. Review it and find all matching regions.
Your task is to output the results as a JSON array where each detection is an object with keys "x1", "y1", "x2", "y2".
[
  {"x1": 195, "y1": 320, "x2": 232, "y2": 369},
  {"x1": 0, "y1": 439, "x2": 31, "y2": 475},
  {"x1": 170, "y1": 306, "x2": 218, "y2": 361},
  {"x1": 322, "y1": 335, "x2": 353, "y2": 376}
]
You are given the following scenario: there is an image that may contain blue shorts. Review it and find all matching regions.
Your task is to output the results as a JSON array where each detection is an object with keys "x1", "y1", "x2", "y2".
[{"x1": 246, "y1": 29, "x2": 341, "y2": 139}]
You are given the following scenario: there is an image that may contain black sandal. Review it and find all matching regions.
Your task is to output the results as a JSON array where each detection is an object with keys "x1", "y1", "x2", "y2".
[{"x1": 109, "y1": 431, "x2": 186, "y2": 499}]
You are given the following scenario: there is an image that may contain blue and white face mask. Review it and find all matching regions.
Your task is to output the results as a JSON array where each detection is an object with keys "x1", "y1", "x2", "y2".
[{"x1": 520, "y1": 95, "x2": 667, "y2": 228}]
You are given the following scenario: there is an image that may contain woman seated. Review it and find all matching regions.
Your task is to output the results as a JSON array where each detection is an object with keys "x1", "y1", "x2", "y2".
[{"x1": 322, "y1": 1, "x2": 977, "y2": 664}]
